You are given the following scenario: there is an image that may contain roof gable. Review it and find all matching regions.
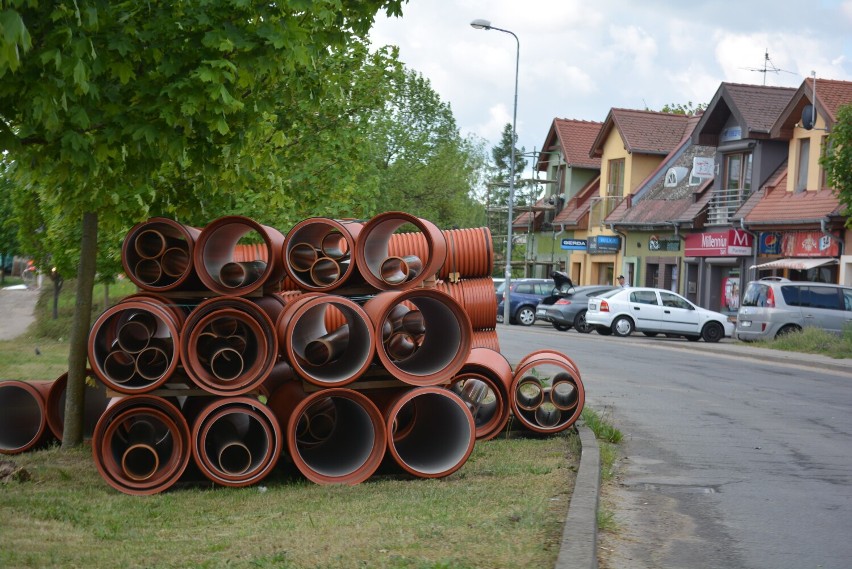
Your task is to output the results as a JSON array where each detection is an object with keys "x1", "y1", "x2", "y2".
[
  {"x1": 590, "y1": 108, "x2": 690, "y2": 158},
  {"x1": 537, "y1": 118, "x2": 602, "y2": 171},
  {"x1": 693, "y1": 83, "x2": 796, "y2": 145},
  {"x1": 771, "y1": 77, "x2": 852, "y2": 138}
]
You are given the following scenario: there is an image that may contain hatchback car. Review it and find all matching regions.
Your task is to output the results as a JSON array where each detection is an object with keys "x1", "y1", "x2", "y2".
[
  {"x1": 495, "y1": 278, "x2": 553, "y2": 326},
  {"x1": 536, "y1": 276, "x2": 616, "y2": 332},
  {"x1": 736, "y1": 278, "x2": 852, "y2": 341},
  {"x1": 586, "y1": 287, "x2": 734, "y2": 342}
]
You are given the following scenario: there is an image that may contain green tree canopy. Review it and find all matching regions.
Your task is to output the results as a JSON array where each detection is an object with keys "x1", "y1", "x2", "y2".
[
  {"x1": 822, "y1": 103, "x2": 852, "y2": 225},
  {"x1": 0, "y1": 0, "x2": 405, "y2": 446},
  {"x1": 370, "y1": 69, "x2": 487, "y2": 228}
]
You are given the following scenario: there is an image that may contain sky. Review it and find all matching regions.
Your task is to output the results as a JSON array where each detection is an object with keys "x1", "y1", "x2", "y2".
[{"x1": 369, "y1": 0, "x2": 852, "y2": 177}]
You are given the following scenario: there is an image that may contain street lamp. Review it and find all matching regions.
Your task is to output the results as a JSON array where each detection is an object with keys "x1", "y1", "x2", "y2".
[{"x1": 470, "y1": 18, "x2": 519, "y2": 327}]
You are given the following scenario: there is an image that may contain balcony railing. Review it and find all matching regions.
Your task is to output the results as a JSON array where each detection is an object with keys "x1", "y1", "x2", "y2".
[
  {"x1": 707, "y1": 188, "x2": 750, "y2": 225},
  {"x1": 589, "y1": 196, "x2": 624, "y2": 226}
]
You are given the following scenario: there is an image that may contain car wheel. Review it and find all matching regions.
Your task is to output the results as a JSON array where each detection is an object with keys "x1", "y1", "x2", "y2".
[
  {"x1": 515, "y1": 306, "x2": 536, "y2": 327},
  {"x1": 685, "y1": 334, "x2": 701, "y2": 342},
  {"x1": 552, "y1": 322, "x2": 571, "y2": 332},
  {"x1": 701, "y1": 321, "x2": 724, "y2": 343},
  {"x1": 573, "y1": 310, "x2": 592, "y2": 334},
  {"x1": 596, "y1": 327, "x2": 612, "y2": 336},
  {"x1": 612, "y1": 316, "x2": 634, "y2": 337},
  {"x1": 642, "y1": 332, "x2": 659, "y2": 337},
  {"x1": 775, "y1": 324, "x2": 801, "y2": 339}
]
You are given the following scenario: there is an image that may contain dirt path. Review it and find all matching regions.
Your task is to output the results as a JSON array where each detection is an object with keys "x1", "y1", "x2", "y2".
[{"x1": 0, "y1": 286, "x2": 40, "y2": 340}]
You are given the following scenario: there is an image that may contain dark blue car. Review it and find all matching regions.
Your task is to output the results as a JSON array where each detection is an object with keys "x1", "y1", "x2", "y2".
[{"x1": 495, "y1": 278, "x2": 554, "y2": 326}]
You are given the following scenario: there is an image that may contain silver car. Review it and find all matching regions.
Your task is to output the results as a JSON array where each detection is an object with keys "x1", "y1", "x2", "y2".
[{"x1": 736, "y1": 278, "x2": 852, "y2": 341}]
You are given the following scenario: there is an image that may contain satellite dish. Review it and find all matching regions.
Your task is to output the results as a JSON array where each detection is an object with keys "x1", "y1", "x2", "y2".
[{"x1": 801, "y1": 105, "x2": 815, "y2": 130}]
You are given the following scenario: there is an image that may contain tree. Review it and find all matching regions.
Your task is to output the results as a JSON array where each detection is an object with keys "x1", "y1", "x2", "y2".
[
  {"x1": 486, "y1": 123, "x2": 528, "y2": 273},
  {"x1": 658, "y1": 101, "x2": 708, "y2": 116},
  {"x1": 0, "y1": 0, "x2": 405, "y2": 446},
  {"x1": 0, "y1": 159, "x2": 19, "y2": 284},
  {"x1": 370, "y1": 69, "x2": 488, "y2": 228},
  {"x1": 822, "y1": 103, "x2": 852, "y2": 226}
]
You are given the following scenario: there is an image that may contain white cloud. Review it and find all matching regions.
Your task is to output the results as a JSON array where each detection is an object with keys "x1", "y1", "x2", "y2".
[{"x1": 370, "y1": 0, "x2": 852, "y2": 176}]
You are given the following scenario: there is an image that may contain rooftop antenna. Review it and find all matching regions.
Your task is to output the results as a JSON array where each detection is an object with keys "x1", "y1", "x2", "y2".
[{"x1": 741, "y1": 49, "x2": 797, "y2": 85}]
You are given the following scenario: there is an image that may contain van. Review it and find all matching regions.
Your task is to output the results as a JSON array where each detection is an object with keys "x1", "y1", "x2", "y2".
[{"x1": 736, "y1": 278, "x2": 852, "y2": 341}]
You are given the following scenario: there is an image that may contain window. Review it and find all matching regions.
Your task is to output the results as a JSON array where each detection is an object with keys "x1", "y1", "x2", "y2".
[
  {"x1": 796, "y1": 139, "x2": 810, "y2": 192},
  {"x1": 660, "y1": 292, "x2": 691, "y2": 309},
  {"x1": 630, "y1": 290, "x2": 658, "y2": 305},
  {"x1": 725, "y1": 152, "x2": 753, "y2": 194},
  {"x1": 801, "y1": 287, "x2": 842, "y2": 310},
  {"x1": 607, "y1": 159, "x2": 625, "y2": 198}
]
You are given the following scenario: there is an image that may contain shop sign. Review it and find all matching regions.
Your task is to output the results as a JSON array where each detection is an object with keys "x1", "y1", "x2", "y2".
[
  {"x1": 684, "y1": 229, "x2": 753, "y2": 257},
  {"x1": 781, "y1": 231, "x2": 839, "y2": 257},
  {"x1": 560, "y1": 238, "x2": 587, "y2": 251},
  {"x1": 587, "y1": 235, "x2": 621, "y2": 254},
  {"x1": 758, "y1": 232, "x2": 782, "y2": 255},
  {"x1": 648, "y1": 235, "x2": 680, "y2": 252}
]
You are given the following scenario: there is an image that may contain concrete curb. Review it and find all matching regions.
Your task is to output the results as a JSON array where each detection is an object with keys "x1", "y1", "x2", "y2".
[{"x1": 556, "y1": 423, "x2": 600, "y2": 569}]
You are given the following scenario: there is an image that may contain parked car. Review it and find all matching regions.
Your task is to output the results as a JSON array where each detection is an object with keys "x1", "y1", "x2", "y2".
[
  {"x1": 492, "y1": 278, "x2": 505, "y2": 292},
  {"x1": 736, "y1": 278, "x2": 852, "y2": 341},
  {"x1": 586, "y1": 287, "x2": 734, "y2": 342},
  {"x1": 495, "y1": 278, "x2": 553, "y2": 326},
  {"x1": 536, "y1": 273, "x2": 616, "y2": 332}
]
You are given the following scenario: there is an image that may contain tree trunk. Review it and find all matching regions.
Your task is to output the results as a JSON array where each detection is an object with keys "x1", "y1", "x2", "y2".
[{"x1": 62, "y1": 211, "x2": 98, "y2": 448}]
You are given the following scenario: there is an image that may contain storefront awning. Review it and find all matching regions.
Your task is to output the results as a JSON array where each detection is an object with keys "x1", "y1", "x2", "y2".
[{"x1": 750, "y1": 258, "x2": 839, "y2": 271}]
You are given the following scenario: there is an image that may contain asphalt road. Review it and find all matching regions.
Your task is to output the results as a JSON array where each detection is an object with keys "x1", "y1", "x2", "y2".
[
  {"x1": 0, "y1": 286, "x2": 39, "y2": 340},
  {"x1": 498, "y1": 323, "x2": 852, "y2": 569}
]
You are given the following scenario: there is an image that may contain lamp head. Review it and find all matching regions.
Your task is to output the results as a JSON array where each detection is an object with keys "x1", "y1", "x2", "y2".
[{"x1": 470, "y1": 18, "x2": 491, "y2": 30}]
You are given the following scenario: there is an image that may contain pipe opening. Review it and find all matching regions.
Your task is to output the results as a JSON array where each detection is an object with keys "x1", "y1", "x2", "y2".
[
  {"x1": 516, "y1": 377, "x2": 544, "y2": 411},
  {"x1": 551, "y1": 374, "x2": 578, "y2": 411},
  {"x1": 103, "y1": 350, "x2": 137, "y2": 384},
  {"x1": 134, "y1": 229, "x2": 168, "y2": 259},
  {"x1": 160, "y1": 246, "x2": 190, "y2": 277},
  {"x1": 294, "y1": 397, "x2": 377, "y2": 478},
  {"x1": 389, "y1": 391, "x2": 473, "y2": 476},
  {"x1": 0, "y1": 383, "x2": 45, "y2": 451},
  {"x1": 310, "y1": 257, "x2": 341, "y2": 286},
  {"x1": 220, "y1": 260, "x2": 267, "y2": 289},
  {"x1": 122, "y1": 443, "x2": 160, "y2": 481},
  {"x1": 288, "y1": 242, "x2": 319, "y2": 272},
  {"x1": 134, "y1": 259, "x2": 162, "y2": 286},
  {"x1": 135, "y1": 344, "x2": 171, "y2": 381},
  {"x1": 321, "y1": 232, "x2": 349, "y2": 260}
]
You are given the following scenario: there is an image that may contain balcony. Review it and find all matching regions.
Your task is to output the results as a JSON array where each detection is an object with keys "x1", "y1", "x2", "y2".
[
  {"x1": 707, "y1": 188, "x2": 749, "y2": 225},
  {"x1": 589, "y1": 195, "x2": 624, "y2": 227}
]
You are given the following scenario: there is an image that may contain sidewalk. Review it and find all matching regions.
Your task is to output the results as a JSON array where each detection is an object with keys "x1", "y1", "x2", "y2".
[{"x1": 0, "y1": 286, "x2": 40, "y2": 340}]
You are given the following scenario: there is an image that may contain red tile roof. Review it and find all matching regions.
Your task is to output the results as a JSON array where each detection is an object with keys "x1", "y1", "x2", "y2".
[
  {"x1": 537, "y1": 118, "x2": 603, "y2": 171},
  {"x1": 591, "y1": 109, "x2": 690, "y2": 157},
  {"x1": 745, "y1": 185, "x2": 843, "y2": 225},
  {"x1": 772, "y1": 78, "x2": 852, "y2": 138}
]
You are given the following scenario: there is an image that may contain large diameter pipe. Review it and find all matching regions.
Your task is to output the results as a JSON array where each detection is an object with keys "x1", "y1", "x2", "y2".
[
  {"x1": 389, "y1": 226, "x2": 493, "y2": 281},
  {"x1": 88, "y1": 299, "x2": 182, "y2": 394},
  {"x1": 448, "y1": 347, "x2": 513, "y2": 441},
  {"x1": 354, "y1": 212, "x2": 447, "y2": 291},
  {"x1": 91, "y1": 396, "x2": 191, "y2": 495},
  {"x1": 180, "y1": 296, "x2": 281, "y2": 396},
  {"x1": 382, "y1": 387, "x2": 475, "y2": 479},
  {"x1": 509, "y1": 350, "x2": 585, "y2": 434},
  {"x1": 283, "y1": 218, "x2": 363, "y2": 292},
  {"x1": 193, "y1": 215, "x2": 285, "y2": 295},
  {"x1": 363, "y1": 289, "x2": 472, "y2": 386},
  {"x1": 282, "y1": 388, "x2": 387, "y2": 485},
  {"x1": 276, "y1": 294, "x2": 375, "y2": 387},
  {"x1": 45, "y1": 371, "x2": 110, "y2": 441},
  {"x1": 190, "y1": 396, "x2": 282, "y2": 487},
  {"x1": 122, "y1": 218, "x2": 201, "y2": 291},
  {"x1": 0, "y1": 380, "x2": 55, "y2": 454}
]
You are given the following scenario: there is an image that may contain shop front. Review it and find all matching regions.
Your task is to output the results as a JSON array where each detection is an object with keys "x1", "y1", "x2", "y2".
[
  {"x1": 683, "y1": 229, "x2": 753, "y2": 316},
  {"x1": 750, "y1": 230, "x2": 841, "y2": 283}
]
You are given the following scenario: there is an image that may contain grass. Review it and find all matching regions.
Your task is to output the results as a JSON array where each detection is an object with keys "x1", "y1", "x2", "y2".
[
  {"x1": 1, "y1": 281, "x2": 582, "y2": 569},
  {"x1": 1, "y1": 433, "x2": 579, "y2": 569},
  {"x1": 580, "y1": 407, "x2": 624, "y2": 536},
  {"x1": 752, "y1": 325, "x2": 852, "y2": 359}
]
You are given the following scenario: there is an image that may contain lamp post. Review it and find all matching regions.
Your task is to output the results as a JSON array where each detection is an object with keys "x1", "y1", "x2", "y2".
[{"x1": 471, "y1": 18, "x2": 519, "y2": 327}]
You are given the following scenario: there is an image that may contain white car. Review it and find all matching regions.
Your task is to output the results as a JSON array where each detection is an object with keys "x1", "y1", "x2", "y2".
[{"x1": 585, "y1": 287, "x2": 735, "y2": 342}]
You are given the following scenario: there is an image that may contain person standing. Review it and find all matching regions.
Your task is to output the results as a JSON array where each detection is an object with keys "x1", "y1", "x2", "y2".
[{"x1": 617, "y1": 275, "x2": 628, "y2": 288}]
